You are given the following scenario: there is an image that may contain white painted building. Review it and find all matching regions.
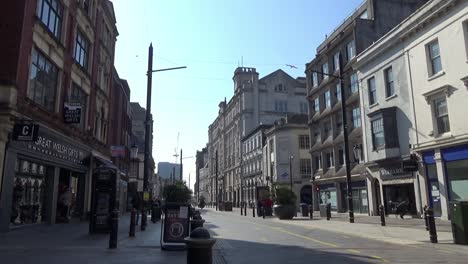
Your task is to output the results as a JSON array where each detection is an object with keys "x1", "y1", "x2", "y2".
[
  {"x1": 356, "y1": 0, "x2": 468, "y2": 219},
  {"x1": 264, "y1": 115, "x2": 313, "y2": 208}
]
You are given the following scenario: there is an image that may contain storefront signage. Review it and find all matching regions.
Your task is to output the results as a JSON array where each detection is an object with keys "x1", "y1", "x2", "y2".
[
  {"x1": 110, "y1": 145, "x2": 126, "y2": 158},
  {"x1": 63, "y1": 102, "x2": 82, "y2": 124},
  {"x1": 13, "y1": 123, "x2": 39, "y2": 141},
  {"x1": 402, "y1": 159, "x2": 418, "y2": 172},
  {"x1": 380, "y1": 165, "x2": 411, "y2": 179},
  {"x1": 162, "y1": 204, "x2": 189, "y2": 247},
  {"x1": 16, "y1": 127, "x2": 88, "y2": 166}
]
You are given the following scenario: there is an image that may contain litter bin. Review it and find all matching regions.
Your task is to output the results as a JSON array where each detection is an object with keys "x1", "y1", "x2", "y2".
[
  {"x1": 450, "y1": 200, "x2": 468, "y2": 245},
  {"x1": 319, "y1": 204, "x2": 328, "y2": 217},
  {"x1": 300, "y1": 203, "x2": 309, "y2": 217}
]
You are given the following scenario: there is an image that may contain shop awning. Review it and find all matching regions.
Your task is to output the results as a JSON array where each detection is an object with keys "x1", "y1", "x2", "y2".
[{"x1": 94, "y1": 156, "x2": 118, "y2": 170}]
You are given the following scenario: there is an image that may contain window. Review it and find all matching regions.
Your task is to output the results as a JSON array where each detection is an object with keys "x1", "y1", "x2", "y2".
[
  {"x1": 274, "y1": 84, "x2": 285, "y2": 92},
  {"x1": 324, "y1": 90, "x2": 331, "y2": 108},
  {"x1": 322, "y1": 62, "x2": 329, "y2": 80},
  {"x1": 336, "y1": 83, "x2": 342, "y2": 101},
  {"x1": 338, "y1": 149, "x2": 344, "y2": 166},
  {"x1": 74, "y1": 30, "x2": 90, "y2": 70},
  {"x1": 384, "y1": 67, "x2": 394, "y2": 97},
  {"x1": 314, "y1": 129, "x2": 320, "y2": 142},
  {"x1": 360, "y1": 10, "x2": 369, "y2": 19},
  {"x1": 37, "y1": 0, "x2": 63, "y2": 39},
  {"x1": 350, "y1": 73, "x2": 358, "y2": 94},
  {"x1": 314, "y1": 155, "x2": 322, "y2": 170},
  {"x1": 347, "y1": 40, "x2": 356, "y2": 60},
  {"x1": 433, "y1": 97, "x2": 450, "y2": 134},
  {"x1": 312, "y1": 72, "x2": 318, "y2": 87},
  {"x1": 335, "y1": 113, "x2": 343, "y2": 132},
  {"x1": 300, "y1": 102, "x2": 308, "y2": 114},
  {"x1": 333, "y1": 52, "x2": 340, "y2": 71},
  {"x1": 324, "y1": 121, "x2": 332, "y2": 138},
  {"x1": 275, "y1": 100, "x2": 287, "y2": 112},
  {"x1": 368, "y1": 77, "x2": 377, "y2": 105},
  {"x1": 314, "y1": 97, "x2": 320, "y2": 112},
  {"x1": 352, "y1": 107, "x2": 361, "y2": 128},
  {"x1": 28, "y1": 48, "x2": 58, "y2": 112},
  {"x1": 70, "y1": 83, "x2": 88, "y2": 130},
  {"x1": 371, "y1": 118, "x2": 385, "y2": 149},
  {"x1": 326, "y1": 152, "x2": 334, "y2": 168},
  {"x1": 300, "y1": 159, "x2": 312, "y2": 178},
  {"x1": 427, "y1": 40, "x2": 442, "y2": 76},
  {"x1": 299, "y1": 135, "x2": 310, "y2": 149}
]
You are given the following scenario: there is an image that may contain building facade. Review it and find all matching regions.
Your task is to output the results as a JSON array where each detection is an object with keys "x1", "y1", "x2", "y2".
[
  {"x1": 305, "y1": 0, "x2": 429, "y2": 214},
  {"x1": 0, "y1": 0, "x2": 118, "y2": 231},
  {"x1": 357, "y1": 0, "x2": 468, "y2": 219},
  {"x1": 207, "y1": 67, "x2": 308, "y2": 207},
  {"x1": 263, "y1": 115, "x2": 312, "y2": 208},
  {"x1": 241, "y1": 124, "x2": 272, "y2": 205}
]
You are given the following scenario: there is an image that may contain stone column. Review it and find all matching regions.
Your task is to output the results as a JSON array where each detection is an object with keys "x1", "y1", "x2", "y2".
[
  {"x1": 434, "y1": 149, "x2": 449, "y2": 220},
  {"x1": 366, "y1": 176, "x2": 377, "y2": 216}
]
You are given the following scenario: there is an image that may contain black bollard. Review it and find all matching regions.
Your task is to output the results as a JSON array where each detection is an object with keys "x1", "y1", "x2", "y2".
[
  {"x1": 253, "y1": 205, "x2": 256, "y2": 218},
  {"x1": 326, "y1": 203, "x2": 331, "y2": 221},
  {"x1": 129, "y1": 208, "x2": 136, "y2": 237},
  {"x1": 109, "y1": 209, "x2": 119, "y2": 249},
  {"x1": 185, "y1": 227, "x2": 216, "y2": 264},
  {"x1": 262, "y1": 207, "x2": 265, "y2": 219},
  {"x1": 309, "y1": 205, "x2": 313, "y2": 220},
  {"x1": 141, "y1": 209, "x2": 147, "y2": 231},
  {"x1": 151, "y1": 205, "x2": 157, "y2": 224},
  {"x1": 423, "y1": 205, "x2": 429, "y2": 231},
  {"x1": 427, "y1": 208, "x2": 438, "y2": 243},
  {"x1": 379, "y1": 205, "x2": 386, "y2": 226}
]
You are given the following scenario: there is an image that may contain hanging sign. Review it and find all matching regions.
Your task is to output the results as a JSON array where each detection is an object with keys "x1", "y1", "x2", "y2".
[
  {"x1": 63, "y1": 102, "x2": 82, "y2": 124},
  {"x1": 13, "y1": 123, "x2": 39, "y2": 141}
]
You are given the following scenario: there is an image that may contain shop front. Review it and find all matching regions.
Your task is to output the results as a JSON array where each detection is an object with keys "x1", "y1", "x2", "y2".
[
  {"x1": 318, "y1": 183, "x2": 338, "y2": 211},
  {"x1": 379, "y1": 164, "x2": 417, "y2": 216},
  {"x1": 0, "y1": 125, "x2": 90, "y2": 232},
  {"x1": 423, "y1": 144, "x2": 468, "y2": 219},
  {"x1": 340, "y1": 180, "x2": 369, "y2": 214}
]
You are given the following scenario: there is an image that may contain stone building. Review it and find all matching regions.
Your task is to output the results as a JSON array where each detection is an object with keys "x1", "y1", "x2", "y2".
[
  {"x1": 0, "y1": 0, "x2": 118, "y2": 231},
  {"x1": 357, "y1": 0, "x2": 468, "y2": 219},
  {"x1": 305, "y1": 0, "x2": 429, "y2": 214},
  {"x1": 207, "y1": 67, "x2": 308, "y2": 207}
]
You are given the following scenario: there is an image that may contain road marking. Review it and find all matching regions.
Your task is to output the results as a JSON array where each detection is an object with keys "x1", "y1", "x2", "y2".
[
  {"x1": 437, "y1": 249, "x2": 453, "y2": 254},
  {"x1": 371, "y1": 255, "x2": 389, "y2": 263},
  {"x1": 346, "y1": 249, "x2": 361, "y2": 254},
  {"x1": 276, "y1": 229, "x2": 339, "y2": 248},
  {"x1": 261, "y1": 237, "x2": 269, "y2": 242},
  {"x1": 343, "y1": 235, "x2": 351, "y2": 239}
]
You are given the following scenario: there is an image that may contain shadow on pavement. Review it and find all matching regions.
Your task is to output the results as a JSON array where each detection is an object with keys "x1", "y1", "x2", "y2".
[{"x1": 216, "y1": 237, "x2": 379, "y2": 264}]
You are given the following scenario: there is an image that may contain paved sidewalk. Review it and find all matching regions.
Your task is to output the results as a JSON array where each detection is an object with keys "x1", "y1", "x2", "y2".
[
  {"x1": 205, "y1": 206, "x2": 457, "y2": 246},
  {"x1": 0, "y1": 213, "x2": 185, "y2": 264}
]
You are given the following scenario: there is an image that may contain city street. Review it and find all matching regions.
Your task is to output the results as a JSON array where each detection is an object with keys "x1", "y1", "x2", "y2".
[{"x1": 203, "y1": 208, "x2": 468, "y2": 264}]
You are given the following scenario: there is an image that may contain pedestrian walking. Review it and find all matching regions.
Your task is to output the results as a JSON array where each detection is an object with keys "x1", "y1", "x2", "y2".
[{"x1": 396, "y1": 199, "x2": 409, "y2": 219}]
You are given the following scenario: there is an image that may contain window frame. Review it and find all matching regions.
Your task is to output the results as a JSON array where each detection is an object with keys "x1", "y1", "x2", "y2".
[
  {"x1": 74, "y1": 29, "x2": 90, "y2": 71},
  {"x1": 37, "y1": 0, "x2": 63, "y2": 40},
  {"x1": 300, "y1": 159, "x2": 312, "y2": 178},
  {"x1": 333, "y1": 52, "x2": 340, "y2": 71},
  {"x1": 313, "y1": 97, "x2": 320, "y2": 113},
  {"x1": 368, "y1": 76, "x2": 377, "y2": 105},
  {"x1": 347, "y1": 40, "x2": 356, "y2": 60},
  {"x1": 28, "y1": 48, "x2": 58, "y2": 112},
  {"x1": 350, "y1": 73, "x2": 358, "y2": 94},
  {"x1": 433, "y1": 96, "x2": 450, "y2": 134},
  {"x1": 336, "y1": 83, "x2": 342, "y2": 102},
  {"x1": 312, "y1": 72, "x2": 318, "y2": 87},
  {"x1": 324, "y1": 90, "x2": 331, "y2": 108},
  {"x1": 427, "y1": 40, "x2": 442, "y2": 76},
  {"x1": 299, "y1": 135, "x2": 310, "y2": 149},
  {"x1": 371, "y1": 117, "x2": 385, "y2": 149},
  {"x1": 384, "y1": 67, "x2": 394, "y2": 97},
  {"x1": 352, "y1": 107, "x2": 361, "y2": 128},
  {"x1": 322, "y1": 62, "x2": 329, "y2": 80}
]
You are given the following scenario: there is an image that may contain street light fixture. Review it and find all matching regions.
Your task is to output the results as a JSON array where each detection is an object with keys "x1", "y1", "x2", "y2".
[
  {"x1": 308, "y1": 53, "x2": 354, "y2": 223},
  {"x1": 142, "y1": 43, "x2": 187, "y2": 231}
]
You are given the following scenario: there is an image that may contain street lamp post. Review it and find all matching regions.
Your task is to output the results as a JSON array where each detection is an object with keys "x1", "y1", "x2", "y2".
[
  {"x1": 142, "y1": 43, "x2": 187, "y2": 230},
  {"x1": 215, "y1": 150, "x2": 218, "y2": 211},
  {"x1": 289, "y1": 156, "x2": 294, "y2": 190}
]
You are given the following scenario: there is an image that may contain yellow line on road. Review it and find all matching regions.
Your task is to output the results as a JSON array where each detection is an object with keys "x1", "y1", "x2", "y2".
[
  {"x1": 276, "y1": 229, "x2": 339, "y2": 248},
  {"x1": 343, "y1": 235, "x2": 351, "y2": 239},
  {"x1": 371, "y1": 255, "x2": 389, "y2": 263},
  {"x1": 261, "y1": 237, "x2": 269, "y2": 242},
  {"x1": 346, "y1": 249, "x2": 361, "y2": 254}
]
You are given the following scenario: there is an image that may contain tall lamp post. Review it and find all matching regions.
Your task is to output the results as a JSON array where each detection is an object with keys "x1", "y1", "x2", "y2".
[
  {"x1": 289, "y1": 156, "x2": 294, "y2": 190},
  {"x1": 308, "y1": 53, "x2": 354, "y2": 223},
  {"x1": 142, "y1": 43, "x2": 186, "y2": 230}
]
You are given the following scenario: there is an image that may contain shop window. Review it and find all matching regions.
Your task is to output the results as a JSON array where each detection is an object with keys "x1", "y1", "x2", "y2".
[{"x1": 447, "y1": 159, "x2": 468, "y2": 201}]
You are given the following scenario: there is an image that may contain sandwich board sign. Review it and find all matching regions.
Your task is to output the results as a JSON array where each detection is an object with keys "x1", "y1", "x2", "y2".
[{"x1": 160, "y1": 203, "x2": 190, "y2": 250}]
